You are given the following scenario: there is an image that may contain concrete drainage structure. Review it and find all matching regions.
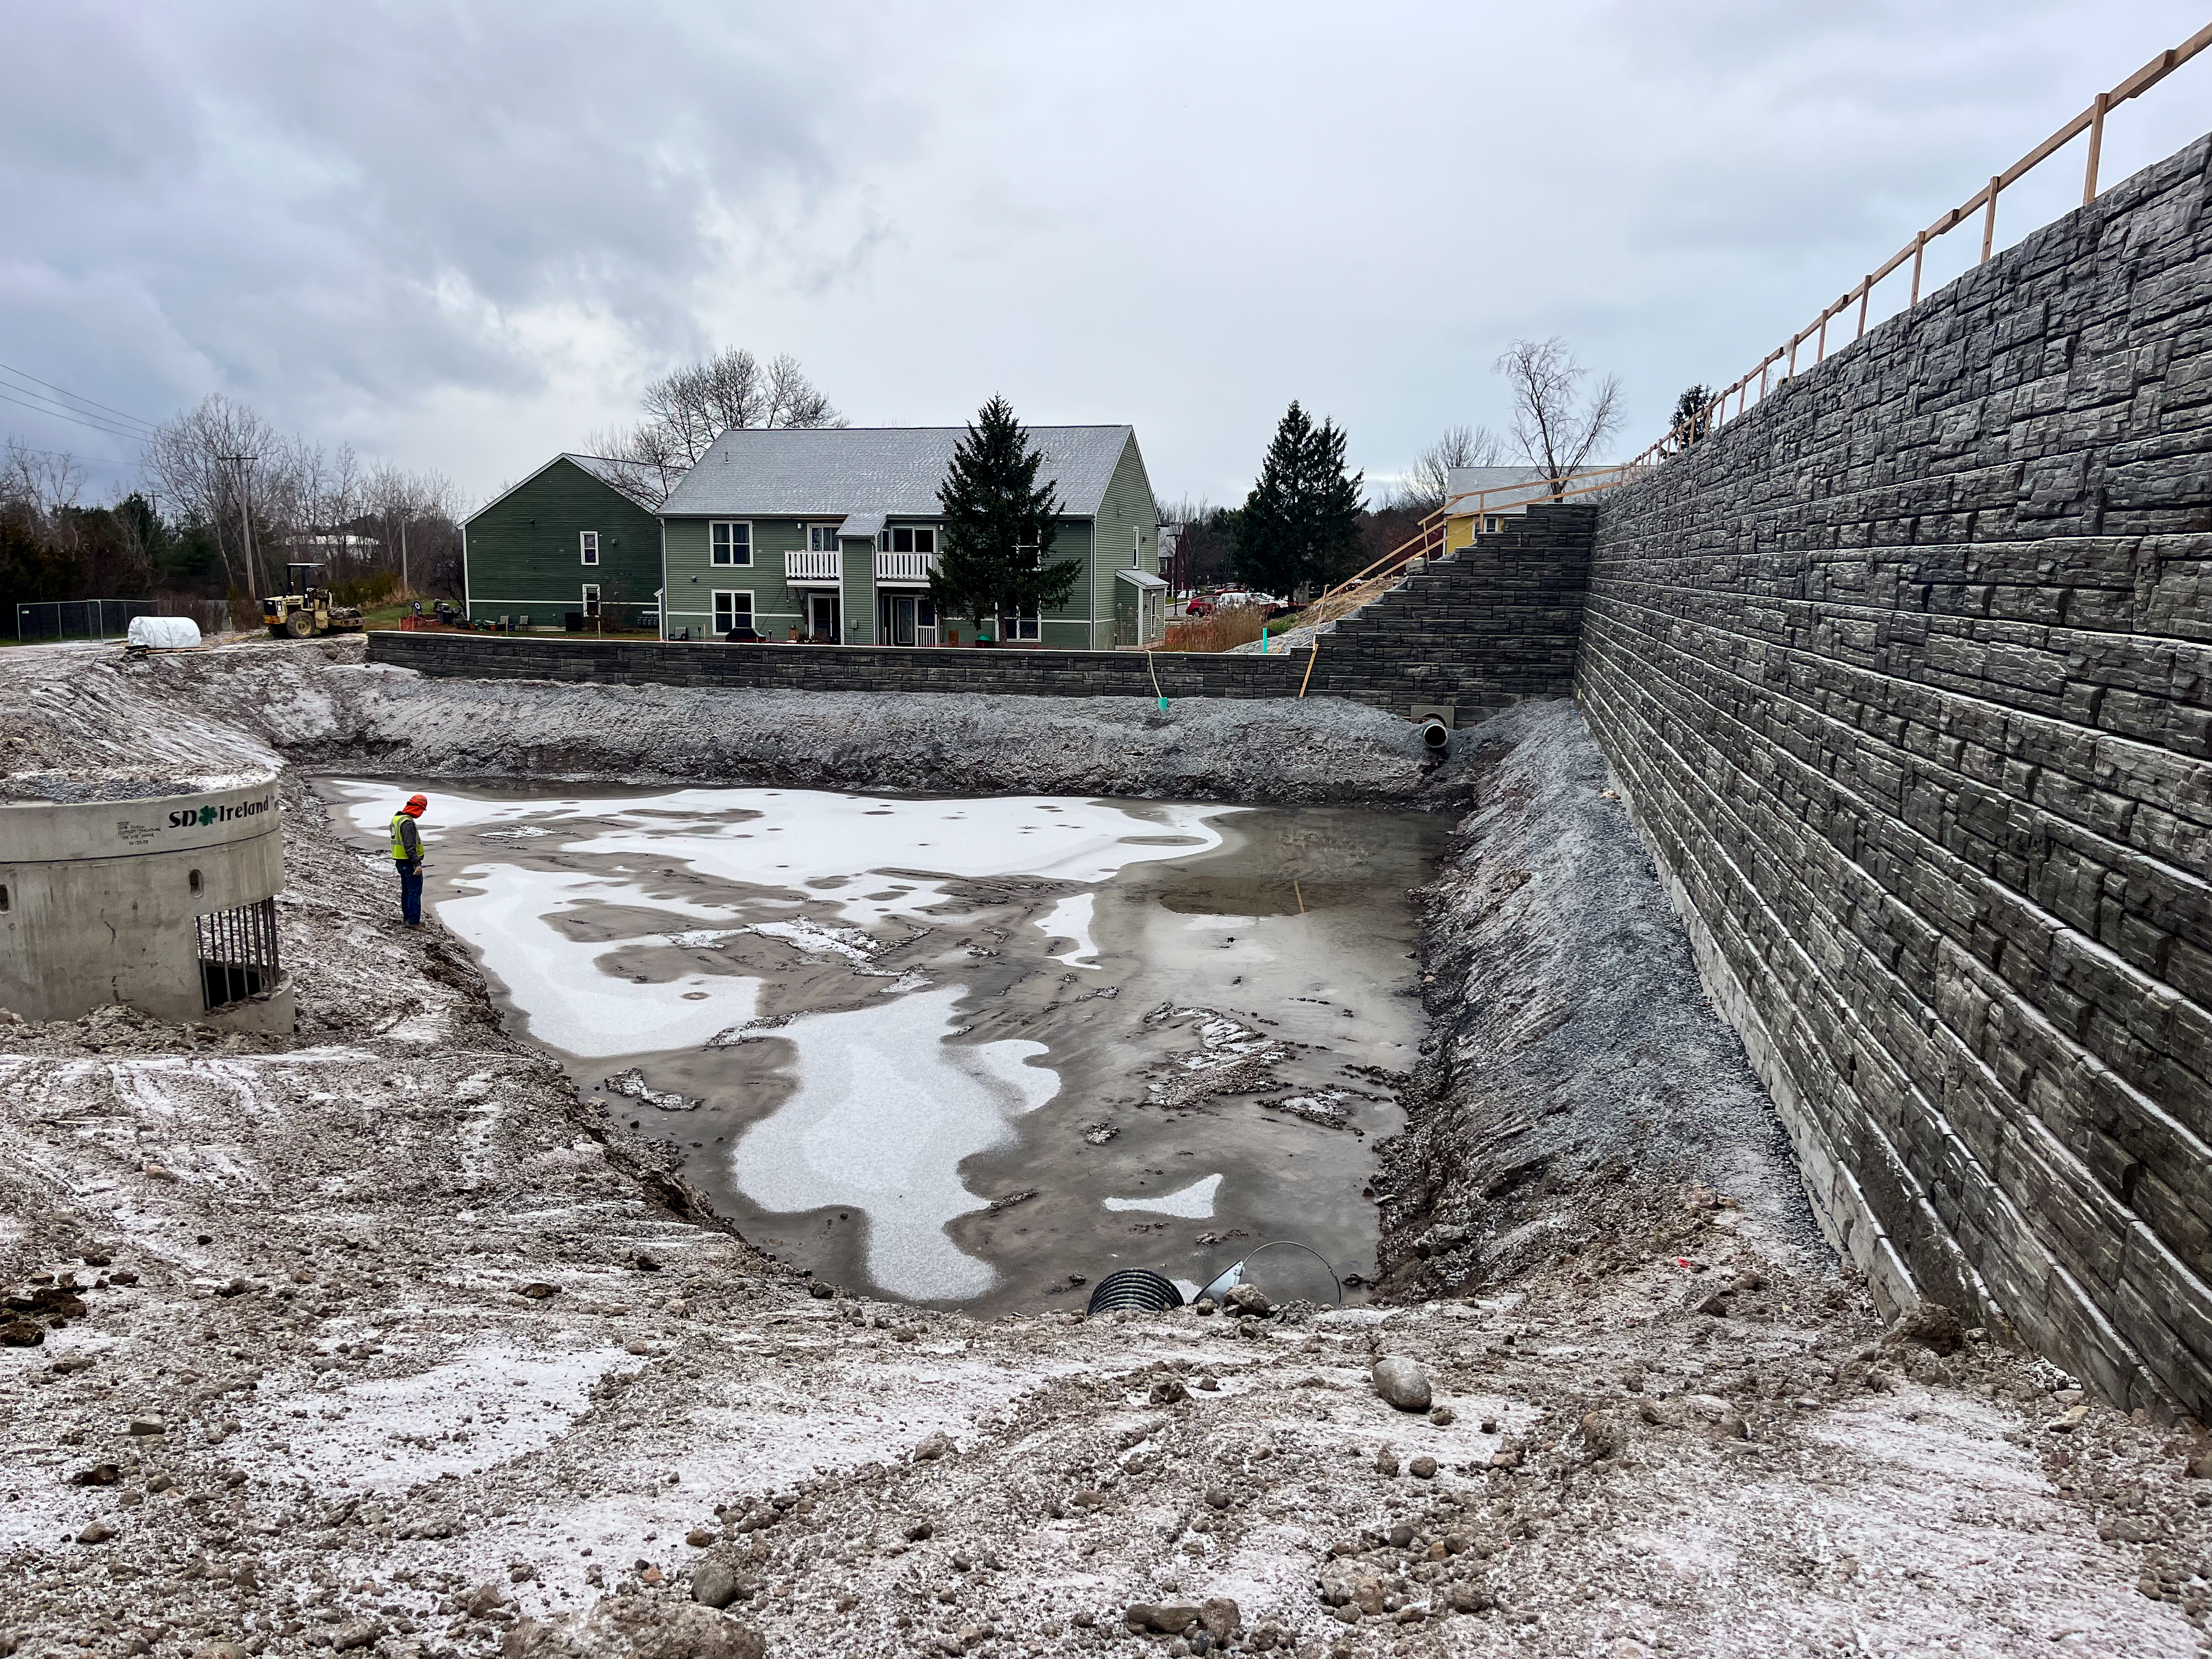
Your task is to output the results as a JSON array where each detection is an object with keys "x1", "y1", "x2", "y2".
[{"x1": 0, "y1": 769, "x2": 292, "y2": 1034}]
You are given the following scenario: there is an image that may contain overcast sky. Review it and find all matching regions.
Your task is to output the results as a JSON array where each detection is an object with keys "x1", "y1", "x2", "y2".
[{"x1": 3, "y1": 1, "x2": 2208, "y2": 511}]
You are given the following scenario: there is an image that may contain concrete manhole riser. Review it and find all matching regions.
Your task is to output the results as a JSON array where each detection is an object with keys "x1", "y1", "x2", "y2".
[{"x1": 1, "y1": 771, "x2": 294, "y2": 1034}]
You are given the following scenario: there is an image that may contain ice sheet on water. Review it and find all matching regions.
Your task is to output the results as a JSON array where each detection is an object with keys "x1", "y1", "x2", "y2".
[
  {"x1": 322, "y1": 780, "x2": 1234, "y2": 931},
  {"x1": 1036, "y1": 891, "x2": 1101, "y2": 969},
  {"x1": 733, "y1": 983, "x2": 1058, "y2": 1301},
  {"x1": 434, "y1": 868, "x2": 758, "y2": 1059},
  {"x1": 1103, "y1": 1173, "x2": 1222, "y2": 1218}
]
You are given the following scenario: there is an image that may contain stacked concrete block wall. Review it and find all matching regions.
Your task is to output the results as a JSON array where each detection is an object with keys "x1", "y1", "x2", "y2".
[
  {"x1": 1316, "y1": 504, "x2": 1595, "y2": 719},
  {"x1": 369, "y1": 631, "x2": 1309, "y2": 699},
  {"x1": 368, "y1": 513, "x2": 1596, "y2": 718},
  {"x1": 1577, "y1": 135, "x2": 2212, "y2": 1418}
]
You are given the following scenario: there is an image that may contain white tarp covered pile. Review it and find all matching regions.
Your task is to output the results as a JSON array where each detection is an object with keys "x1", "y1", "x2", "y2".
[{"x1": 125, "y1": 616, "x2": 202, "y2": 650}]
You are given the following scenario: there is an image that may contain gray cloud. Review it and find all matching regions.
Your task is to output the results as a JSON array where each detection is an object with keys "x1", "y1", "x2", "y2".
[{"x1": 3, "y1": 0, "x2": 2205, "y2": 506}]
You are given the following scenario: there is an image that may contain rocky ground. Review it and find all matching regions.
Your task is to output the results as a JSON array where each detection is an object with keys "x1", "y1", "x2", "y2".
[{"x1": 3, "y1": 639, "x2": 2210, "y2": 1658}]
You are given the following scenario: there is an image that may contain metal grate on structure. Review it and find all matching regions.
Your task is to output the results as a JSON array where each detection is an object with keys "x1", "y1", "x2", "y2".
[{"x1": 195, "y1": 898, "x2": 281, "y2": 1009}]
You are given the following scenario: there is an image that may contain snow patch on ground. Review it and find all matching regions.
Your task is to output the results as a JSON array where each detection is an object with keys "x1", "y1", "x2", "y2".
[{"x1": 227, "y1": 1340, "x2": 635, "y2": 1497}]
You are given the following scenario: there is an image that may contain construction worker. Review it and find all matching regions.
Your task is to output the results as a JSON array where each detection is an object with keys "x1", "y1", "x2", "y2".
[{"x1": 390, "y1": 793, "x2": 429, "y2": 927}]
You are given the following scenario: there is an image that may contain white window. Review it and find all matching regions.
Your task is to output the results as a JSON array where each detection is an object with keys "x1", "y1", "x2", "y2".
[
  {"x1": 580, "y1": 584, "x2": 601, "y2": 617},
  {"x1": 808, "y1": 525, "x2": 841, "y2": 554},
  {"x1": 1000, "y1": 605, "x2": 1040, "y2": 641},
  {"x1": 878, "y1": 526, "x2": 936, "y2": 555},
  {"x1": 713, "y1": 590, "x2": 754, "y2": 635},
  {"x1": 711, "y1": 521, "x2": 752, "y2": 567},
  {"x1": 579, "y1": 531, "x2": 600, "y2": 566}
]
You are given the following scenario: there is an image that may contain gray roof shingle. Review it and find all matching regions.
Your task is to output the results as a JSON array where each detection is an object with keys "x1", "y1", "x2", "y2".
[{"x1": 659, "y1": 425, "x2": 1135, "y2": 519}]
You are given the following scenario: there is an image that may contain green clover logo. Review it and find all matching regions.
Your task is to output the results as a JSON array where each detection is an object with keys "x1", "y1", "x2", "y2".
[{"x1": 198, "y1": 805, "x2": 217, "y2": 826}]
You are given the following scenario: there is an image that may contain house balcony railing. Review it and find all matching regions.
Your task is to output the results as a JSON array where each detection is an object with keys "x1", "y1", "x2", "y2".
[
  {"x1": 784, "y1": 549, "x2": 842, "y2": 583},
  {"x1": 874, "y1": 550, "x2": 938, "y2": 584}
]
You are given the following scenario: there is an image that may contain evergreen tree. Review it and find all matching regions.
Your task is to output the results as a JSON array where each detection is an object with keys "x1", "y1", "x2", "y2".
[
  {"x1": 1233, "y1": 402, "x2": 1364, "y2": 600},
  {"x1": 1672, "y1": 383, "x2": 1716, "y2": 445},
  {"x1": 930, "y1": 396, "x2": 1081, "y2": 637}
]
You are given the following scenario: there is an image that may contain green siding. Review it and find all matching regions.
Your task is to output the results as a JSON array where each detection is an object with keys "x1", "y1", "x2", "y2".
[
  {"x1": 662, "y1": 515, "x2": 845, "y2": 639},
  {"x1": 1089, "y1": 434, "x2": 1159, "y2": 646},
  {"x1": 840, "y1": 537, "x2": 876, "y2": 644},
  {"x1": 464, "y1": 458, "x2": 663, "y2": 625},
  {"x1": 648, "y1": 430, "x2": 1154, "y2": 651}
]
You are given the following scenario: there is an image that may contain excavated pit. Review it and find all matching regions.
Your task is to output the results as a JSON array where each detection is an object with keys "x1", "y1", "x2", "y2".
[
  {"x1": 4, "y1": 638, "x2": 2207, "y2": 1659},
  {"x1": 314, "y1": 778, "x2": 1447, "y2": 1313}
]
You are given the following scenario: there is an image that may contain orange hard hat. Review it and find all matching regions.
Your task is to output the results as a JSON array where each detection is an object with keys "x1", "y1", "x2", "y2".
[{"x1": 403, "y1": 793, "x2": 428, "y2": 815}]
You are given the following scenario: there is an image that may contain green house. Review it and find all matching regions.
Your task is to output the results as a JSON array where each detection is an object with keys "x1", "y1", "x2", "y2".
[
  {"x1": 656, "y1": 425, "x2": 1165, "y2": 648},
  {"x1": 461, "y1": 455, "x2": 664, "y2": 629}
]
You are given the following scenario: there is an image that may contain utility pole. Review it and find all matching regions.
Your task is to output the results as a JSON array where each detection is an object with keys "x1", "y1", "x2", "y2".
[
  {"x1": 399, "y1": 514, "x2": 409, "y2": 592},
  {"x1": 219, "y1": 454, "x2": 260, "y2": 599}
]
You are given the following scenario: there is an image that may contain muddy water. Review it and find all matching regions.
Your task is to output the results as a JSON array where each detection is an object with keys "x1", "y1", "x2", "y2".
[{"x1": 321, "y1": 780, "x2": 1447, "y2": 1315}]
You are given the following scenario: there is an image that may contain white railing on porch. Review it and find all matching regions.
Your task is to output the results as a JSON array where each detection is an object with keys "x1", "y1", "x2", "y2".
[
  {"x1": 874, "y1": 550, "x2": 938, "y2": 583},
  {"x1": 785, "y1": 549, "x2": 842, "y2": 582}
]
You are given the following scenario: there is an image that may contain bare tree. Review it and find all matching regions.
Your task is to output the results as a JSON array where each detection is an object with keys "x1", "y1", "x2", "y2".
[
  {"x1": 1391, "y1": 424, "x2": 1506, "y2": 512},
  {"x1": 146, "y1": 396, "x2": 461, "y2": 603},
  {"x1": 1493, "y1": 338, "x2": 1622, "y2": 498},
  {"x1": 579, "y1": 426, "x2": 684, "y2": 506},
  {"x1": 764, "y1": 353, "x2": 838, "y2": 428},
  {"x1": 360, "y1": 464, "x2": 460, "y2": 594},
  {"x1": 596, "y1": 346, "x2": 845, "y2": 498},
  {"x1": 144, "y1": 395, "x2": 292, "y2": 594},
  {"x1": 1, "y1": 438, "x2": 87, "y2": 514}
]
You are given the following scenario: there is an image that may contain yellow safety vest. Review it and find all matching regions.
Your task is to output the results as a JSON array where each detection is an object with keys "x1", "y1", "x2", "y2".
[{"x1": 390, "y1": 812, "x2": 417, "y2": 864}]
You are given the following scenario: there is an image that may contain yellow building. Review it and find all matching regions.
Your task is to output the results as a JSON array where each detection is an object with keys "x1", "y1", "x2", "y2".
[{"x1": 1440, "y1": 467, "x2": 1615, "y2": 552}]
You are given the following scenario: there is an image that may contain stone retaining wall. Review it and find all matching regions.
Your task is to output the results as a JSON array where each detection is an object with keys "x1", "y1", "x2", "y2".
[
  {"x1": 1578, "y1": 135, "x2": 2212, "y2": 1418},
  {"x1": 367, "y1": 504, "x2": 1595, "y2": 721}
]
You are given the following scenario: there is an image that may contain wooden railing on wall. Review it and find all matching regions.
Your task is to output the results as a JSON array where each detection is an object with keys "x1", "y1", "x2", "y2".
[{"x1": 1321, "y1": 21, "x2": 2212, "y2": 612}]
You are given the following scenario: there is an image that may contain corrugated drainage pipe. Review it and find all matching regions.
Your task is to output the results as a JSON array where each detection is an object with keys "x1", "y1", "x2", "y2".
[{"x1": 1085, "y1": 1269, "x2": 1185, "y2": 1317}]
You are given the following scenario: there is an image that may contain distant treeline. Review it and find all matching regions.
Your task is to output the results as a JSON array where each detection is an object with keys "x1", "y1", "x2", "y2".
[{"x1": 2, "y1": 396, "x2": 462, "y2": 637}]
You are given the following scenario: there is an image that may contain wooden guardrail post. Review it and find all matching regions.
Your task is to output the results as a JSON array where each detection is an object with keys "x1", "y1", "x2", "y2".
[{"x1": 2084, "y1": 91, "x2": 2108, "y2": 203}]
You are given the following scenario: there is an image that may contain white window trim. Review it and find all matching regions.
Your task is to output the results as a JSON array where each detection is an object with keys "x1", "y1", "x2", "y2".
[
  {"x1": 808, "y1": 524, "x2": 843, "y2": 554},
  {"x1": 713, "y1": 589, "x2": 755, "y2": 633},
  {"x1": 580, "y1": 583, "x2": 601, "y2": 616},
  {"x1": 878, "y1": 526, "x2": 937, "y2": 555},
  {"x1": 580, "y1": 530, "x2": 600, "y2": 566},
  {"x1": 711, "y1": 520, "x2": 753, "y2": 567}
]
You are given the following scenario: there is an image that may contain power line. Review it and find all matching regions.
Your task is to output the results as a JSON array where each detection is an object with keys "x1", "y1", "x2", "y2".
[
  {"x1": 0, "y1": 361, "x2": 159, "y2": 434},
  {"x1": 0, "y1": 378, "x2": 156, "y2": 439},
  {"x1": 0, "y1": 387, "x2": 151, "y2": 444}
]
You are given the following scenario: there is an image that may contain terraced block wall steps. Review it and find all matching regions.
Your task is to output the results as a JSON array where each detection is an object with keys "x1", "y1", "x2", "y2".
[
  {"x1": 1578, "y1": 133, "x2": 2212, "y2": 1421},
  {"x1": 1312, "y1": 504, "x2": 1596, "y2": 721}
]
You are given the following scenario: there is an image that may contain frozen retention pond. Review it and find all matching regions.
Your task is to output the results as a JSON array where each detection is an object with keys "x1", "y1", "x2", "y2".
[{"x1": 324, "y1": 780, "x2": 1446, "y2": 1313}]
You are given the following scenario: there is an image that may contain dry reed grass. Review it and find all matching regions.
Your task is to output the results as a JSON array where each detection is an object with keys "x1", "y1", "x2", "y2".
[{"x1": 1159, "y1": 604, "x2": 1271, "y2": 653}]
